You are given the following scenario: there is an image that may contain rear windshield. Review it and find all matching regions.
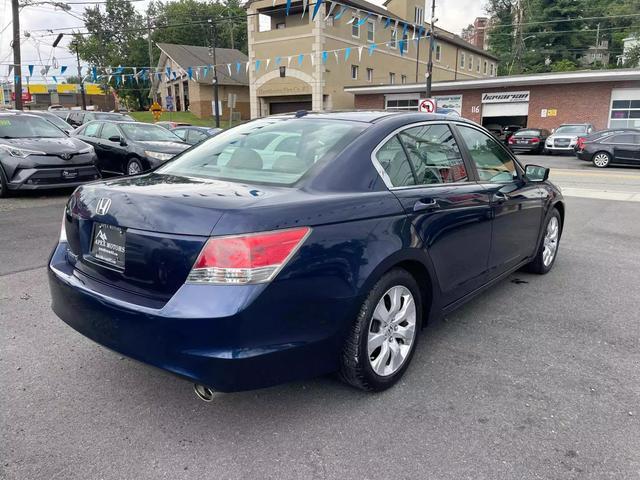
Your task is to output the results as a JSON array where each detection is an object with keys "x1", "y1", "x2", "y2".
[
  {"x1": 120, "y1": 123, "x2": 182, "y2": 142},
  {"x1": 514, "y1": 129, "x2": 540, "y2": 136},
  {"x1": 157, "y1": 118, "x2": 362, "y2": 185},
  {"x1": 555, "y1": 125, "x2": 589, "y2": 134},
  {"x1": 0, "y1": 115, "x2": 67, "y2": 138},
  {"x1": 94, "y1": 112, "x2": 134, "y2": 121}
]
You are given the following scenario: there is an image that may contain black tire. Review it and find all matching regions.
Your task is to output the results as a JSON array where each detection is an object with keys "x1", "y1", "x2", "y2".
[
  {"x1": 125, "y1": 158, "x2": 144, "y2": 176},
  {"x1": 545, "y1": 149, "x2": 553, "y2": 155},
  {"x1": 592, "y1": 151, "x2": 611, "y2": 168},
  {"x1": 524, "y1": 208, "x2": 562, "y2": 275},
  {"x1": 340, "y1": 268, "x2": 423, "y2": 392},
  {"x1": 0, "y1": 165, "x2": 10, "y2": 198}
]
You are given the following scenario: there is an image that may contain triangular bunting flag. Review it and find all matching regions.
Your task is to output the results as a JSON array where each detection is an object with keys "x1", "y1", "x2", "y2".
[
  {"x1": 301, "y1": 0, "x2": 308, "y2": 18},
  {"x1": 322, "y1": 51, "x2": 328, "y2": 64},
  {"x1": 227, "y1": 64, "x2": 232, "y2": 76},
  {"x1": 297, "y1": 53, "x2": 304, "y2": 65},
  {"x1": 255, "y1": 59, "x2": 261, "y2": 71},
  {"x1": 368, "y1": 43, "x2": 376, "y2": 55},
  {"x1": 312, "y1": 0, "x2": 323, "y2": 20},
  {"x1": 285, "y1": 0, "x2": 291, "y2": 15},
  {"x1": 334, "y1": 6, "x2": 347, "y2": 20},
  {"x1": 28, "y1": 65, "x2": 34, "y2": 76},
  {"x1": 324, "y1": 1, "x2": 337, "y2": 21},
  {"x1": 344, "y1": 47, "x2": 351, "y2": 61},
  {"x1": 266, "y1": 58, "x2": 271, "y2": 70}
]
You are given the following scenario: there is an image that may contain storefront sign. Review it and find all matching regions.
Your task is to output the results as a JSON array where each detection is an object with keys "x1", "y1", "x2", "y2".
[
  {"x1": 434, "y1": 94, "x2": 463, "y2": 115},
  {"x1": 547, "y1": 108, "x2": 557, "y2": 117},
  {"x1": 481, "y1": 91, "x2": 530, "y2": 104}
]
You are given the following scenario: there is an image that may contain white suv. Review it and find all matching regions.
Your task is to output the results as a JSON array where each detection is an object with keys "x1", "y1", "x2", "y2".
[{"x1": 545, "y1": 124, "x2": 594, "y2": 154}]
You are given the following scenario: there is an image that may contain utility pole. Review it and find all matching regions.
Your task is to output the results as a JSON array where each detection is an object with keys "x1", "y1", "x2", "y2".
[
  {"x1": 425, "y1": 0, "x2": 436, "y2": 98},
  {"x1": 147, "y1": 15, "x2": 156, "y2": 102},
  {"x1": 228, "y1": 10, "x2": 235, "y2": 50},
  {"x1": 75, "y1": 40, "x2": 87, "y2": 109},
  {"x1": 209, "y1": 18, "x2": 220, "y2": 128},
  {"x1": 11, "y1": 0, "x2": 23, "y2": 109}
]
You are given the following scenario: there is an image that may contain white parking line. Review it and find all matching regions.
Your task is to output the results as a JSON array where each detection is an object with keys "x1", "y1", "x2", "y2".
[{"x1": 559, "y1": 187, "x2": 640, "y2": 202}]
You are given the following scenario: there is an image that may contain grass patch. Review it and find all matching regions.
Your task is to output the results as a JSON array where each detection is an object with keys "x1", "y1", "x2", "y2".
[{"x1": 129, "y1": 110, "x2": 230, "y2": 128}]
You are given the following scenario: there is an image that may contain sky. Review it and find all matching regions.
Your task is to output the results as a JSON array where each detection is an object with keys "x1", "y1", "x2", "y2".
[{"x1": 0, "y1": 0, "x2": 487, "y2": 82}]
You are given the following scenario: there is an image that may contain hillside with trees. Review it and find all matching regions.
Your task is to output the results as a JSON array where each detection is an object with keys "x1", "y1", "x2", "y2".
[{"x1": 485, "y1": 0, "x2": 640, "y2": 75}]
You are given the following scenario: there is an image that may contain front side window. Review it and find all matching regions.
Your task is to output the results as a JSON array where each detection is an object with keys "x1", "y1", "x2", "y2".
[
  {"x1": 604, "y1": 134, "x2": 635, "y2": 144},
  {"x1": 189, "y1": 130, "x2": 209, "y2": 142},
  {"x1": 158, "y1": 118, "x2": 363, "y2": 186},
  {"x1": 457, "y1": 125, "x2": 517, "y2": 183},
  {"x1": 399, "y1": 124, "x2": 468, "y2": 185},
  {"x1": 172, "y1": 128, "x2": 187, "y2": 141},
  {"x1": 100, "y1": 123, "x2": 121, "y2": 141}
]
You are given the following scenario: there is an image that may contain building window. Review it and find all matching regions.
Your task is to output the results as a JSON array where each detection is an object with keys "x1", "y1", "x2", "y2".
[
  {"x1": 483, "y1": 60, "x2": 488, "y2": 74},
  {"x1": 367, "y1": 68, "x2": 374, "y2": 82},
  {"x1": 402, "y1": 32, "x2": 409, "y2": 52},
  {"x1": 351, "y1": 65, "x2": 359, "y2": 80},
  {"x1": 609, "y1": 98, "x2": 640, "y2": 128},
  {"x1": 490, "y1": 63, "x2": 496, "y2": 76},
  {"x1": 435, "y1": 44, "x2": 441, "y2": 61},
  {"x1": 460, "y1": 52, "x2": 465, "y2": 69},
  {"x1": 385, "y1": 98, "x2": 420, "y2": 111},
  {"x1": 352, "y1": 18, "x2": 360, "y2": 38},
  {"x1": 367, "y1": 20, "x2": 375, "y2": 42},
  {"x1": 477, "y1": 60, "x2": 480, "y2": 72},
  {"x1": 389, "y1": 72, "x2": 396, "y2": 84},
  {"x1": 469, "y1": 55, "x2": 473, "y2": 71},
  {"x1": 401, "y1": 74, "x2": 407, "y2": 84},
  {"x1": 414, "y1": 6, "x2": 424, "y2": 24},
  {"x1": 276, "y1": 22, "x2": 286, "y2": 29},
  {"x1": 390, "y1": 28, "x2": 397, "y2": 49}
]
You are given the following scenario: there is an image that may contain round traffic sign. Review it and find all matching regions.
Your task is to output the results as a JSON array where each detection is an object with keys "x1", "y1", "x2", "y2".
[{"x1": 419, "y1": 98, "x2": 437, "y2": 113}]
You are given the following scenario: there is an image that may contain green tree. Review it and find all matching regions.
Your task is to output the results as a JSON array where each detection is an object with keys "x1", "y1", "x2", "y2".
[{"x1": 72, "y1": 0, "x2": 150, "y2": 109}]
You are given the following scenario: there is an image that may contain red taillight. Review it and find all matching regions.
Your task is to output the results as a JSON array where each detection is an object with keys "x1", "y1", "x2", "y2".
[
  {"x1": 188, "y1": 227, "x2": 311, "y2": 284},
  {"x1": 576, "y1": 137, "x2": 585, "y2": 150},
  {"x1": 530, "y1": 137, "x2": 540, "y2": 144},
  {"x1": 508, "y1": 136, "x2": 516, "y2": 144}
]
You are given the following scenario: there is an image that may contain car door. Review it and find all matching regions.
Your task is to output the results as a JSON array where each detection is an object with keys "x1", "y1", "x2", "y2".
[
  {"x1": 455, "y1": 124, "x2": 544, "y2": 278},
  {"x1": 374, "y1": 122, "x2": 493, "y2": 305},
  {"x1": 608, "y1": 134, "x2": 640, "y2": 163},
  {"x1": 97, "y1": 123, "x2": 127, "y2": 173}
]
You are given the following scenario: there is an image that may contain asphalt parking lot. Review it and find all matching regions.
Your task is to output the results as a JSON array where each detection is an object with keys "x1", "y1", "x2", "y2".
[{"x1": 2, "y1": 154, "x2": 639, "y2": 479}]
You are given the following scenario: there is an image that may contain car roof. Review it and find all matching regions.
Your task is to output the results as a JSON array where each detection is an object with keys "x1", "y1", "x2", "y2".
[{"x1": 266, "y1": 111, "x2": 477, "y2": 126}]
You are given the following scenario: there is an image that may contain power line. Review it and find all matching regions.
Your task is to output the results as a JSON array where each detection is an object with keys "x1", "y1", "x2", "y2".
[{"x1": 482, "y1": 13, "x2": 640, "y2": 30}]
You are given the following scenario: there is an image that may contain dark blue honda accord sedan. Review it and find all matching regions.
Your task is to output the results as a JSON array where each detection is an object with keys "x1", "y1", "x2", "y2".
[{"x1": 48, "y1": 111, "x2": 564, "y2": 395}]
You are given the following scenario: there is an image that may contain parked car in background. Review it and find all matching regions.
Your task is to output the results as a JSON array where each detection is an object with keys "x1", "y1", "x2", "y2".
[
  {"x1": 501, "y1": 125, "x2": 524, "y2": 144},
  {"x1": 24, "y1": 110, "x2": 75, "y2": 134},
  {"x1": 544, "y1": 123, "x2": 594, "y2": 154},
  {"x1": 71, "y1": 120, "x2": 189, "y2": 175},
  {"x1": 508, "y1": 128, "x2": 551, "y2": 154},
  {"x1": 49, "y1": 112, "x2": 565, "y2": 395},
  {"x1": 66, "y1": 110, "x2": 136, "y2": 128},
  {"x1": 0, "y1": 112, "x2": 99, "y2": 197},
  {"x1": 575, "y1": 130, "x2": 640, "y2": 168},
  {"x1": 484, "y1": 123, "x2": 503, "y2": 140},
  {"x1": 170, "y1": 126, "x2": 222, "y2": 145},
  {"x1": 575, "y1": 128, "x2": 640, "y2": 153},
  {"x1": 156, "y1": 121, "x2": 191, "y2": 129}
]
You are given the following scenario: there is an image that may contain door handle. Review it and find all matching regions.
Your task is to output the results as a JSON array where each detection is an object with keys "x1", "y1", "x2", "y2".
[{"x1": 413, "y1": 198, "x2": 440, "y2": 212}]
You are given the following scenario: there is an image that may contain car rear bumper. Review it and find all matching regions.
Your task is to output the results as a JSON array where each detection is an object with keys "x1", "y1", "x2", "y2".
[
  {"x1": 7, "y1": 165, "x2": 101, "y2": 190},
  {"x1": 510, "y1": 144, "x2": 542, "y2": 153},
  {"x1": 575, "y1": 150, "x2": 592, "y2": 161},
  {"x1": 48, "y1": 242, "x2": 355, "y2": 392}
]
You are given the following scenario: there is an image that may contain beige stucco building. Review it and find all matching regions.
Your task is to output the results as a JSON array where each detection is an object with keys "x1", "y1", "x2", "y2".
[
  {"x1": 154, "y1": 43, "x2": 250, "y2": 120},
  {"x1": 246, "y1": 0, "x2": 498, "y2": 117}
]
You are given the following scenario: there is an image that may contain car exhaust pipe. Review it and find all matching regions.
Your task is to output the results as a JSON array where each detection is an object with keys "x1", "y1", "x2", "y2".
[{"x1": 193, "y1": 383, "x2": 216, "y2": 402}]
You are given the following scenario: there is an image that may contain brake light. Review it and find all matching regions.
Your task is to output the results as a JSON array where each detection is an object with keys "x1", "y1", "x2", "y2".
[
  {"x1": 576, "y1": 137, "x2": 586, "y2": 150},
  {"x1": 508, "y1": 136, "x2": 516, "y2": 145},
  {"x1": 530, "y1": 137, "x2": 540, "y2": 143},
  {"x1": 187, "y1": 227, "x2": 311, "y2": 284}
]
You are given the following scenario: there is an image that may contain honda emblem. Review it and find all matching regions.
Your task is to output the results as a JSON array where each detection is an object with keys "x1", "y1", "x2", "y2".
[{"x1": 96, "y1": 198, "x2": 112, "y2": 215}]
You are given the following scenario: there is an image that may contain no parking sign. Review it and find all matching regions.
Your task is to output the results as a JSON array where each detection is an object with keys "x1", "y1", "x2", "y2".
[{"x1": 419, "y1": 98, "x2": 437, "y2": 113}]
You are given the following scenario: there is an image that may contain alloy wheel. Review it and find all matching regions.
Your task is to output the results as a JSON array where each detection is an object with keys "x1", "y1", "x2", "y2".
[
  {"x1": 593, "y1": 153, "x2": 610, "y2": 168},
  {"x1": 367, "y1": 286, "x2": 417, "y2": 377},
  {"x1": 542, "y1": 216, "x2": 559, "y2": 267},
  {"x1": 128, "y1": 161, "x2": 142, "y2": 175}
]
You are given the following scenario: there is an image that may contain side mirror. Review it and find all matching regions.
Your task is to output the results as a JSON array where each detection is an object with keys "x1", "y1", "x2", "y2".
[
  {"x1": 108, "y1": 135, "x2": 126, "y2": 145},
  {"x1": 525, "y1": 164, "x2": 549, "y2": 182},
  {"x1": 588, "y1": 127, "x2": 593, "y2": 133}
]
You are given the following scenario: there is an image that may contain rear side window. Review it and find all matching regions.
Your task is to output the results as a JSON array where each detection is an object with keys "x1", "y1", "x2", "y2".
[
  {"x1": 457, "y1": 125, "x2": 516, "y2": 183},
  {"x1": 605, "y1": 134, "x2": 635, "y2": 144},
  {"x1": 376, "y1": 136, "x2": 415, "y2": 187},
  {"x1": 158, "y1": 118, "x2": 362, "y2": 186},
  {"x1": 398, "y1": 124, "x2": 468, "y2": 184}
]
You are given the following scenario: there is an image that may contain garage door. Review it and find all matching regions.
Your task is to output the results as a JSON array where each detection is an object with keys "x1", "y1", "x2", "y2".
[
  {"x1": 269, "y1": 101, "x2": 312, "y2": 115},
  {"x1": 482, "y1": 102, "x2": 529, "y2": 117}
]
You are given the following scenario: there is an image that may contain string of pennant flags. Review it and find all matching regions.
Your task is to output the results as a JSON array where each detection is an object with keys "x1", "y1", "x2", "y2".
[{"x1": 1, "y1": 0, "x2": 435, "y2": 86}]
